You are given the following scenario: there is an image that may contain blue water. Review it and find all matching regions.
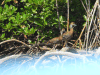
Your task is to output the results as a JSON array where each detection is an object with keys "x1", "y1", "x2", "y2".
[{"x1": 0, "y1": 49, "x2": 100, "y2": 75}]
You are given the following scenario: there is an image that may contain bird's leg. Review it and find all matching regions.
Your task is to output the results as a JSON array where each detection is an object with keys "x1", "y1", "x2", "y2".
[
  {"x1": 53, "y1": 44, "x2": 56, "y2": 50},
  {"x1": 61, "y1": 28, "x2": 65, "y2": 46},
  {"x1": 61, "y1": 40, "x2": 63, "y2": 46},
  {"x1": 63, "y1": 41, "x2": 68, "y2": 47},
  {"x1": 52, "y1": 44, "x2": 58, "y2": 51}
]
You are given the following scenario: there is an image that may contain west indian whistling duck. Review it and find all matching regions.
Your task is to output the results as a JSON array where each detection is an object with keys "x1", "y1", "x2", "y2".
[
  {"x1": 63, "y1": 22, "x2": 76, "y2": 47},
  {"x1": 46, "y1": 22, "x2": 76, "y2": 50},
  {"x1": 47, "y1": 28, "x2": 65, "y2": 50}
]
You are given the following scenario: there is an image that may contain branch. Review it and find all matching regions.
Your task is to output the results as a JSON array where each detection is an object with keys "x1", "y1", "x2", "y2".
[
  {"x1": 56, "y1": 0, "x2": 61, "y2": 34},
  {"x1": 67, "y1": 0, "x2": 69, "y2": 32},
  {"x1": 80, "y1": 0, "x2": 87, "y2": 13},
  {"x1": 73, "y1": 23, "x2": 87, "y2": 49},
  {"x1": 0, "y1": 39, "x2": 30, "y2": 48}
]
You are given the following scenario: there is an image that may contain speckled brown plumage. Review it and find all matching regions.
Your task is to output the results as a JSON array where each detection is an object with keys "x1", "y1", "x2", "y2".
[
  {"x1": 47, "y1": 22, "x2": 76, "y2": 48},
  {"x1": 47, "y1": 35, "x2": 63, "y2": 44},
  {"x1": 63, "y1": 22, "x2": 76, "y2": 47},
  {"x1": 47, "y1": 28, "x2": 65, "y2": 44}
]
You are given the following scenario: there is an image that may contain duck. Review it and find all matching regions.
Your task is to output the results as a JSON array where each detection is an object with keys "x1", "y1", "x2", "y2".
[
  {"x1": 47, "y1": 22, "x2": 76, "y2": 49},
  {"x1": 63, "y1": 22, "x2": 76, "y2": 47}
]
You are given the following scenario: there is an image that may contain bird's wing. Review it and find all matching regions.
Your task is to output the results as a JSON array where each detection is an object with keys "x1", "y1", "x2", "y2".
[
  {"x1": 63, "y1": 32, "x2": 72, "y2": 40},
  {"x1": 47, "y1": 37, "x2": 59, "y2": 44}
]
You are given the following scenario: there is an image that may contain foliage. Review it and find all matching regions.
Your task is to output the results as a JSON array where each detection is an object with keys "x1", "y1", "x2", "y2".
[{"x1": 0, "y1": 0, "x2": 95, "y2": 43}]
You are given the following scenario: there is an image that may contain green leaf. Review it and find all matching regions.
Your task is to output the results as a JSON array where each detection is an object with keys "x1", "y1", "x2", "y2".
[
  {"x1": 7, "y1": 38, "x2": 11, "y2": 40},
  {"x1": 21, "y1": 0, "x2": 26, "y2": 2},
  {"x1": 32, "y1": 9, "x2": 37, "y2": 13},
  {"x1": 8, "y1": 11, "x2": 12, "y2": 16},
  {"x1": 0, "y1": 7, "x2": 2, "y2": 13},
  {"x1": 6, "y1": 22, "x2": 11, "y2": 31},
  {"x1": 83, "y1": 22, "x2": 86, "y2": 26},
  {"x1": 5, "y1": 4, "x2": 9, "y2": 12},
  {"x1": 24, "y1": 21, "x2": 27, "y2": 24},
  {"x1": 17, "y1": 12, "x2": 20, "y2": 18},
  {"x1": 5, "y1": 4, "x2": 8, "y2": 8},
  {"x1": 9, "y1": 17, "x2": 15, "y2": 22},
  {"x1": 34, "y1": 21, "x2": 42, "y2": 26},
  {"x1": 52, "y1": 22, "x2": 57, "y2": 25},
  {"x1": 28, "y1": 39, "x2": 32, "y2": 43},
  {"x1": 40, "y1": 36, "x2": 44, "y2": 41},
  {"x1": 1, "y1": 33, "x2": 5, "y2": 39},
  {"x1": 44, "y1": 20, "x2": 47, "y2": 25},
  {"x1": 28, "y1": 0, "x2": 33, "y2": 3},
  {"x1": 13, "y1": 6, "x2": 17, "y2": 12},
  {"x1": 59, "y1": 16, "x2": 63, "y2": 22},
  {"x1": 9, "y1": 5, "x2": 13, "y2": 9},
  {"x1": 23, "y1": 14, "x2": 26, "y2": 20},
  {"x1": 24, "y1": 27, "x2": 29, "y2": 34},
  {"x1": 49, "y1": 30, "x2": 52, "y2": 33},
  {"x1": 83, "y1": 15, "x2": 87, "y2": 21},
  {"x1": 0, "y1": 14, "x2": 3, "y2": 20},
  {"x1": 5, "y1": 0, "x2": 12, "y2": 2},
  {"x1": 16, "y1": 12, "x2": 20, "y2": 24},
  {"x1": 28, "y1": 27, "x2": 36, "y2": 35}
]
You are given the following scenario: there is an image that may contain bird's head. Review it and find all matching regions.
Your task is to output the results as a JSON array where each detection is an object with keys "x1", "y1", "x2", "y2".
[
  {"x1": 61, "y1": 28, "x2": 66, "y2": 35},
  {"x1": 61, "y1": 28, "x2": 65, "y2": 33},
  {"x1": 70, "y1": 22, "x2": 77, "y2": 28}
]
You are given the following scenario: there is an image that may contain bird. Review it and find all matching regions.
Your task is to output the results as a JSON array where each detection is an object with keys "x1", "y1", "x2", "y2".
[
  {"x1": 46, "y1": 28, "x2": 65, "y2": 49},
  {"x1": 63, "y1": 22, "x2": 76, "y2": 47},
  {"x1": 40, "y1": 22, "x2": 76, "y2": 50}
]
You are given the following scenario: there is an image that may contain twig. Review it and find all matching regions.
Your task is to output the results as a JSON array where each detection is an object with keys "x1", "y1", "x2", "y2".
[
  {"x1": 1, "y1": 0, "x2": 18, "y2": 5},
  {"x1": 34, "y1": 51, "x2": 86, "y2": 67},
  {"x1": 86, "y1": 1, "x2": 98, "y2": 52},
  {"x1": 39, "y1": 47, "x2": 51, "y2": 51},
  {"x1": 67, "y1": 42, "x2": 74, "y2": 46},
  {"x1": 56, "y1": 0, "x2": 61, "y2": 34},
  {"x1": 7, "y1": 48, "x2": 21, "y2": 56},
  {"x1": 1, "y1": 0, "x2": 5, "y2": 5},
  {"x1": 0, "y1": 39, "x2": 30, "y2": 48},
  {"x1": 89, "y1": 17, "x2": 97, "y2": 46},
  {"x1": 88, "y1": 0, "x2": 90, "y2": 11},
  {"x1": 80, "y1": 0, "x2": 87, "y2": 13},
  {"x1": 0, "y1": 45, "x2": 28, "y2": 54},
  {"x1": 85, "y1": 0, "x2": 88, "y2": 8},
  {"x1": 67, "y1": 0, "x2": 69, "y2": 32},
  {"x1": 73, "y1": 23, "x2": 86, "y2": 48}
]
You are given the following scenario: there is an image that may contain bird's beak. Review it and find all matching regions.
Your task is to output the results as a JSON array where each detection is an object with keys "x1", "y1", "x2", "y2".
[{"x1": 73, "y1": 24, "x2": 77, "y2": 27}]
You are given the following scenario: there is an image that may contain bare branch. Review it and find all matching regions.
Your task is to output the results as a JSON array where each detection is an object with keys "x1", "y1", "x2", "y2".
[
  {"x1": 0, "y1": 39, "x2": 30, "y2": 48},
  {"x1": 56, "y1": 0, "x2": 61, "y2": 34},
  {"x1": 67, "y1": 0, "x2": 69, "y2": 32},
  {"x1": 80, "y1": 0, "x2": 87, "y2": 13}
]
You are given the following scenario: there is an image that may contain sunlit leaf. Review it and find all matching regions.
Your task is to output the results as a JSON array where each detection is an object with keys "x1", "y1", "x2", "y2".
[
  {"x1": 29, "y1": 27, "x2": 36, "y2": 34},
  {"x1": 21, "y1": 0, "x2": 26, "y2": 2},
  {"x1": 28, "y1": 39, "x2": 32, "y2": 43},
  {"x1": 34, "y1": 21, "x2": 42, "y2": 26},
  {"x1": 83, "y1": 15, "x2": 87, "y2": 21},
  {"x1": 1, "y1": 33, "x2": 5, "y2": 38},
  {"x1": 24, "y1": 27, "x2": 29, "y2": 34},
  {"x1": 32, "y1": 9, "x2": 37, "y2": 13}
]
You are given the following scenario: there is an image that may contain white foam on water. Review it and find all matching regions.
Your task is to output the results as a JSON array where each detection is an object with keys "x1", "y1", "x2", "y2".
[{"x1": 0, "y1": 48, "x2": 100, "y2": 75}]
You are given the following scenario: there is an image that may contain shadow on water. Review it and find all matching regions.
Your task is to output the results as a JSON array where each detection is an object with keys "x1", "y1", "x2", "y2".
[{"x1": 0, "y1": 48, "x2": 100, "y2": 75}]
